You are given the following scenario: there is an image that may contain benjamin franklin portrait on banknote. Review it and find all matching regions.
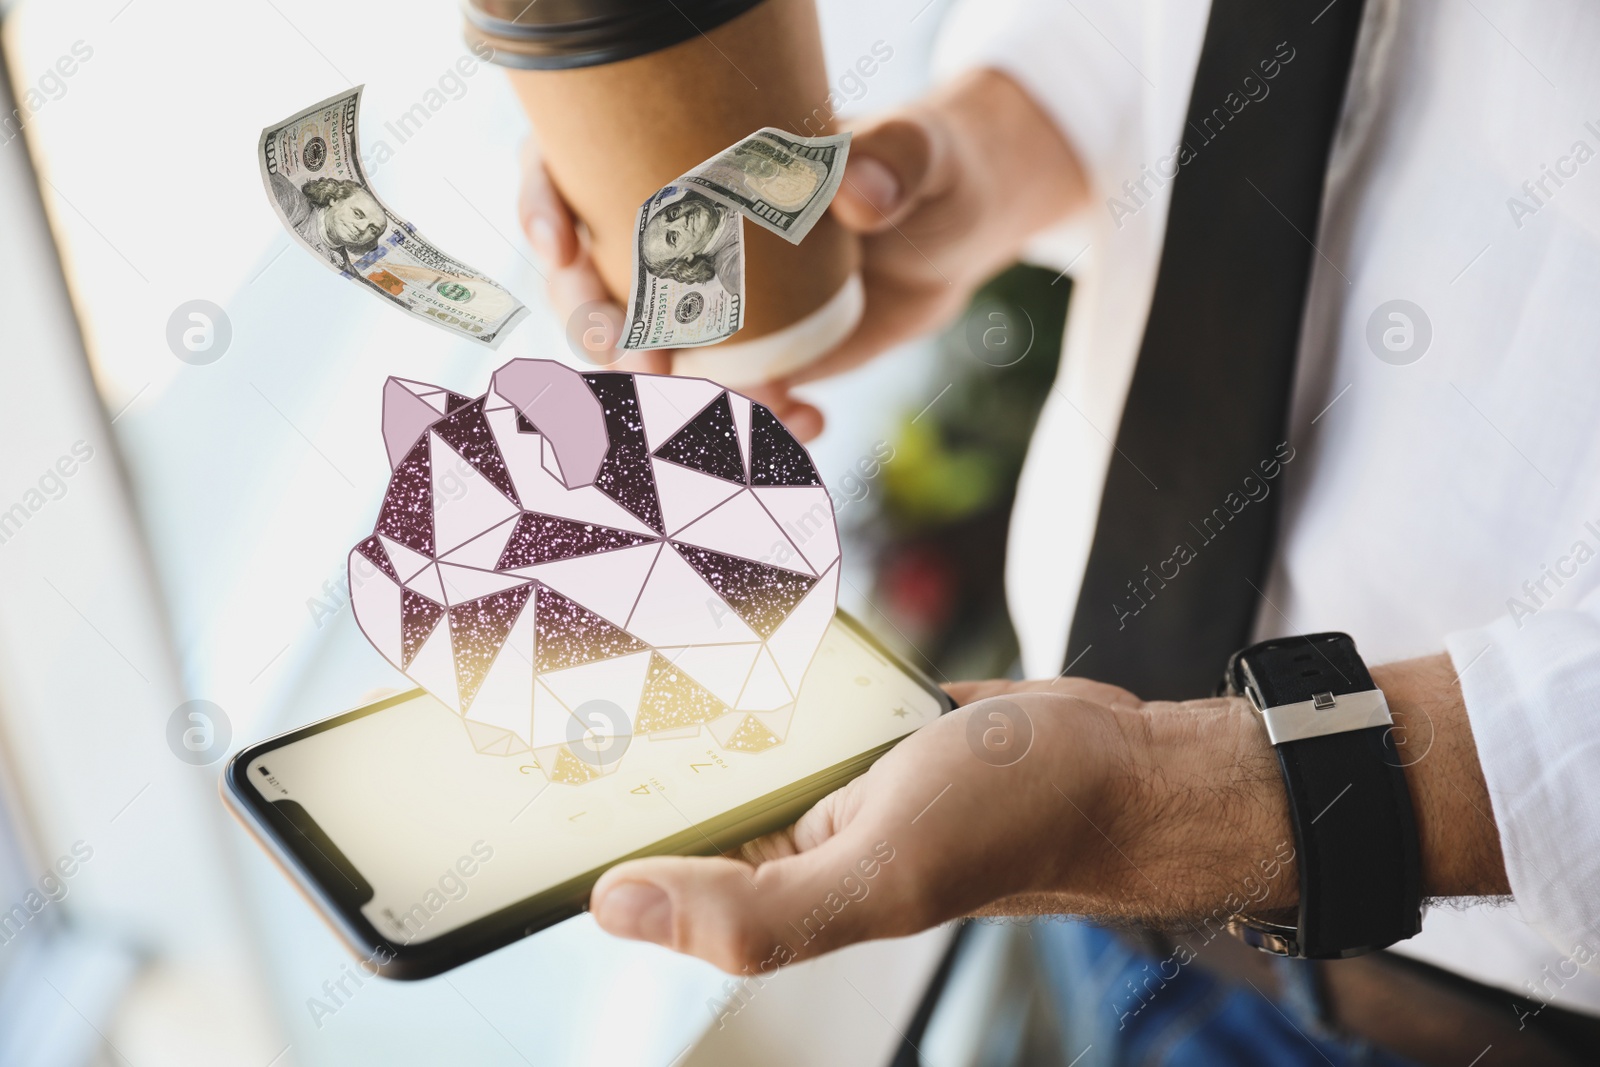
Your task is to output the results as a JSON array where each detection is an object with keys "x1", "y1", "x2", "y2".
[
  {"x1": 268, "y1": 173, "x2": 389, "y2": 267},
  {"x1": 639, "y1": 189, "x2": 743, "y2": 297},
  {"x1": 618, "y1": 128, "x2": 849, "y2": 350},
  {"x1": 259, "y1": 87, "x2": 527, "y2": 345}
]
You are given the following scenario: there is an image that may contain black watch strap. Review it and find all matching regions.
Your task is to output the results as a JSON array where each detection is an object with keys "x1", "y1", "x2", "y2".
[{"x1": 1225, "y1": 633, "x2": 1423, "y2": 958}]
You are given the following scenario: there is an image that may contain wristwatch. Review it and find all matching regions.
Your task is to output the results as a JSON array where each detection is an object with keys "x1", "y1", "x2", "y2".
[{"x1": 1220, "y1": 632, "x2": 1424, "y2": 959}]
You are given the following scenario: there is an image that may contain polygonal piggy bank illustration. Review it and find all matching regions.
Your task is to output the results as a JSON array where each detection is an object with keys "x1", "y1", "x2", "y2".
[{"x1": 347, "y1": 358, "x2": 839, "y2": 786}]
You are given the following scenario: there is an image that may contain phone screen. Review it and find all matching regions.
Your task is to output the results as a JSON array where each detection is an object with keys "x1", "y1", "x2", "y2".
[{"x1": 241, "y1": 616, "x2": 942, "y2": 946}]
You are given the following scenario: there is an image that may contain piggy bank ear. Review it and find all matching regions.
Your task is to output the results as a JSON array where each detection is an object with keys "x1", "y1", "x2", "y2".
[
  {"x1": 491, "y1": 360, "x2": 608, "y2": 488},
  {"x1": 382, "y1": 377, "x2": 456, "y2": 468}
]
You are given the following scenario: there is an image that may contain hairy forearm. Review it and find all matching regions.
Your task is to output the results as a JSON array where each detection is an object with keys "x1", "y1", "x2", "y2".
[
  {"x1": 1104, "y1": 694, "x2": 1297, "y2": 921},
  {"x1": 1039, "y1": 654, "x2": 1509, "y2": 927},
  {"x1": 1372, "y1": 654, "x2": 1510, "y2": 899}
]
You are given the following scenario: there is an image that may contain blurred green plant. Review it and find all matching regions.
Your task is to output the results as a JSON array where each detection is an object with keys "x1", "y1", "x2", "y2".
[
  {"x1": 866, "y1": 264, "x2": 1071, "y2": 680},
  {"x1": 880, "y1": 417, "x2": 1004, "y2": 524}
]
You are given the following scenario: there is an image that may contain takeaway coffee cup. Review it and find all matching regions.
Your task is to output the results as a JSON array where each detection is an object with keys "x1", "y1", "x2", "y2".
[{"x1": 468, "y1": 0, "x2": 862, "y2": 384}]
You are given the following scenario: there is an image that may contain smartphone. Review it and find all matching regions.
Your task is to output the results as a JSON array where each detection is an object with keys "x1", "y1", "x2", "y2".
[{"x1": 223, "y1": 611, "x2": 951, "y2": 979}]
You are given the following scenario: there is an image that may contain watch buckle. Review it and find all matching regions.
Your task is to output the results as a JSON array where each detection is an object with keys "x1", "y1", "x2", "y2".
[
  {"x1": 1228, "y1": 917, "x2": 1300, "y2": 958},
  {"x1": 1252, "y1": 688, "x2": 1393, "y2": 745}
]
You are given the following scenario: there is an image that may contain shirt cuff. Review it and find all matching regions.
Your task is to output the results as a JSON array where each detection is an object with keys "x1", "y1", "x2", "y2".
[{"x1": 1446, "y1": 598, "x2": 1600, "y2": 971}]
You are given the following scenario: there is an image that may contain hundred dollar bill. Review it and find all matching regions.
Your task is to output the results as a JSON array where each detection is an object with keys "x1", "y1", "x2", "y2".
[
  {"x1": 259, "y1": 86, "x2": 528, "y2": 347},
  {"x1": 621, "y1": 128, "x2": 851, "y2": 351}
]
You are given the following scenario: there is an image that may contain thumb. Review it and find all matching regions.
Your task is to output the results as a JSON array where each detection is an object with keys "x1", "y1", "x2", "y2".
[
  {"x1": 589, "y1": 825, "x2": 910, "y2": 973},
  {"x1": 517, "y1": 138, "x2": 579, "y2": 269},
  {"x1": 831, "y1": 113, "x2": 950, "y2": 233}
]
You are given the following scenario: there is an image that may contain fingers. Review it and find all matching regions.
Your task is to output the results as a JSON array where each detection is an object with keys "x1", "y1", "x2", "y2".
[
  {"x1": 545, "y1": 253, "x2": 630, "y2": 367},
  {"x1": 517, "y1": 140, "x2": 579, "y2": 269},
  {"x1": 781, "y1": 275, "x2": 957, "y2": 387},
  {"x1": 516, "y1": 142, "x2": 823, "y2": 442},
  {"x1": 942, "y1": 680, "x2": 1003, "y2": 707},
  {"x1": 768, "y1": 399, "x2": 824, "y2": 442},
  {"x1": 590, "y1": 787, "x2": 909, "y2": 973},
  {"x1": 545, "y1": 245, "x2": 611, "y2": 316},
  {"x1": 943, "y1": 677, "x2": 1144, "y2": 713},
  {"x1": 590, "y1": 849, "x2": 904, "y2": 974},
  {"x1": 735, "y1": 382, "x2": 825, "y2": 442},
  {"x1": 736, "y1": 775, "x2": 858, "y2": 864},
  {"x1": 831, "y1": 114, "x2": 949, "y2": 234},
  {"x1": 519, "y1": 140, "x2": 630, "y2": 370},
  {"x1": 615, "y1": 350, "x2": 673, "y2": 375},
  {"x1": 833, "y1": 156, "x2": 902, "y2": 230},
  {"x1": 535, "y1": 242, "x2": 824, "y2": 437}
]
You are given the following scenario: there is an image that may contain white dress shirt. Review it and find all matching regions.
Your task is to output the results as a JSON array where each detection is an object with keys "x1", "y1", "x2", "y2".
[{"x1": 935, "y1": 0, "x2": 1600, "y2": 1012}]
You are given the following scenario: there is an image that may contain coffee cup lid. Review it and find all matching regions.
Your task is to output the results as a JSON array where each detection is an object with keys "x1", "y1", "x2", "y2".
[{"x1": 465, "y1": 0, "x2": 769, "y2": 69}]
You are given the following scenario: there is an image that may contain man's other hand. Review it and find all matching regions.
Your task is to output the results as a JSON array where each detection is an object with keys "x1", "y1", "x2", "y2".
[{"x1": 515, "y1": 69, "x2": 1086, "y2": 441}]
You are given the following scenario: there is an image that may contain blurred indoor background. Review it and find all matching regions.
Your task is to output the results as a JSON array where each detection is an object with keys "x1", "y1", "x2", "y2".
[{"x1": 0, "y1": 0, "x2": 1070, "y2": 1062}]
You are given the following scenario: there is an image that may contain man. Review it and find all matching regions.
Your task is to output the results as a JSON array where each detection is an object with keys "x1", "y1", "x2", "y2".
[{"x1": 506, "y1": 0, "x2": 1600, "y2": 1061}]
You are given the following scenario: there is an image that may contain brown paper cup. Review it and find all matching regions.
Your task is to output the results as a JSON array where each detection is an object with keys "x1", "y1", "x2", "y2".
[{"x1": 508, "y1": 0, "x2": 860, "y2": 379}]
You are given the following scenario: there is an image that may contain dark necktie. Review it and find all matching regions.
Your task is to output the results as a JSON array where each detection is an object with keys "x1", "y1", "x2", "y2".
[{"x1": 1062, "y1": 0, "x2": 1368, "y2": 698}]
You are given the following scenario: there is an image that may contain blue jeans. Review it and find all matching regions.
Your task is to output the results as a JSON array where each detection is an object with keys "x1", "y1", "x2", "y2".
[{"x1": 1030, "y1": 921, "x2": 1421, "y2": 1067}]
